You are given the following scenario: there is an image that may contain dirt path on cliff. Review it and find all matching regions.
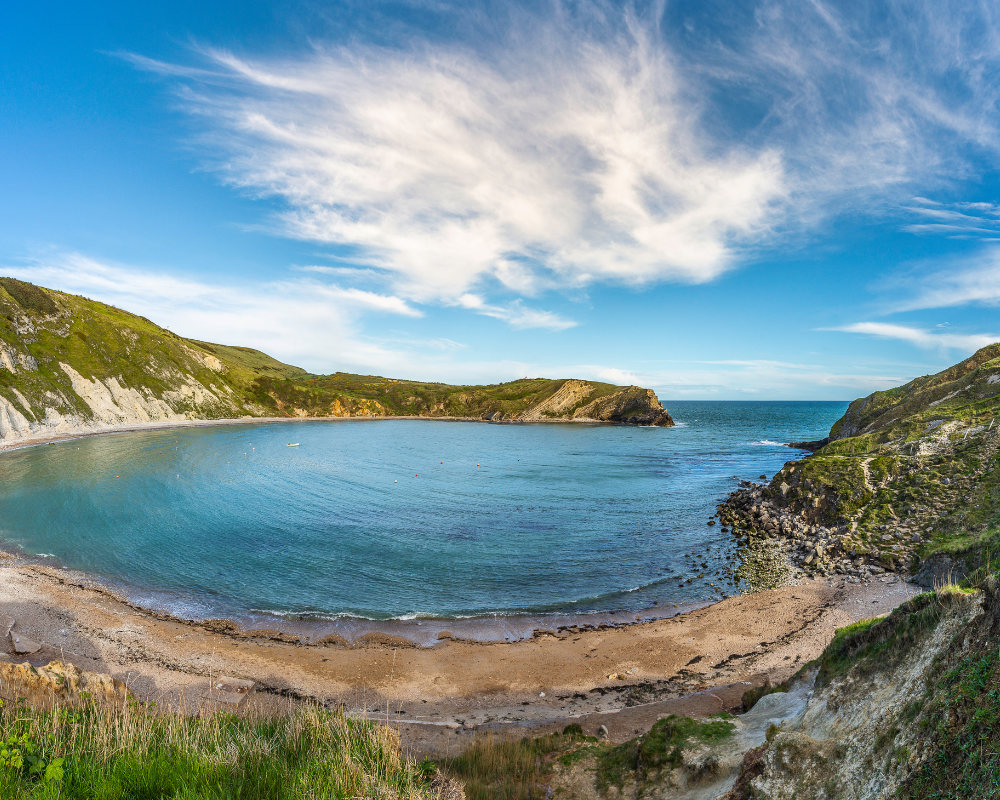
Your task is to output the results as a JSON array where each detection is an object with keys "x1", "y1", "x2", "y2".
[{"x1": 0, "y1": 561, "x2": 916, "y2": 757}]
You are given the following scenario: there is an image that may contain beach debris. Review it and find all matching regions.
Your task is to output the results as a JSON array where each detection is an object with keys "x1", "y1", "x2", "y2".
[
  {"x1": 203, "y1": 675, "x2": 254, "y2": 706},
  {"x1": 10, "y1": 632, "x2": 42, "y2": 655},
  {"x1": 539, "y1": 692, "x2": 545, "y2": 697}
]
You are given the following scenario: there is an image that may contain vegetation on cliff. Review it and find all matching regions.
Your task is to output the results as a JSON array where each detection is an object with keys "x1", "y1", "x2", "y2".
[
  {"x1": 720, "y1": 342, "x2": 1000, "y2": 584},
  {"x1": 0, "y1": 278, "x2": 673, "y2": 440}
]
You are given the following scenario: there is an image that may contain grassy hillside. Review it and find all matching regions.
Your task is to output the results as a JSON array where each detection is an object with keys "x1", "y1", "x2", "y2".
[
  {"x1": 721, "y1": 342, "x2": 1000, "y2": 582},
  {"x1": 0, "y1": 278, "x2": 673, "y2": 436}
]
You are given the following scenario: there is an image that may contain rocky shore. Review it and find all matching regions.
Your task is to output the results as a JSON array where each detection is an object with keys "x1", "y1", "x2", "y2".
[{"x1": 719, "y1": 420, "x2": 1000, "y2": 588}]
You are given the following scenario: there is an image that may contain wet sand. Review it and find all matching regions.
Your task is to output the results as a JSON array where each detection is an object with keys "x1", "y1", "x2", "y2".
[{"x1": 0, "y1": 559, "x2": 918, "y2": 756}]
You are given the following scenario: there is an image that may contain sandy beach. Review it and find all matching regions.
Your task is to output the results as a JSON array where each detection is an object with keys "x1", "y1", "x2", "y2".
[{"x1": 0, "y1": 557, "x2": 917, "y2": 757}]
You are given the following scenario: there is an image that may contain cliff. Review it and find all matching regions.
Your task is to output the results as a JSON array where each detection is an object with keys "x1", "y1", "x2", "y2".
[
  {"x1": 0, "y1": 277, "x2": 672, "y2": 446},
  {"x1": 535, "y1": 582, "x2": 1000, "y2": 799},
  {"x1": 727, "y1": 582, "x2": 999, "y2": 799},
  {"x1": 717, "y1": 342, "x2": 1000, "y2": 586}
]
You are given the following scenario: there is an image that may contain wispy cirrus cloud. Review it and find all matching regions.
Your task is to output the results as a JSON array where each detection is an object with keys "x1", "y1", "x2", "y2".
[
  {"x1": 870, "y1": 243, "x2": 1000, "y2": 313},
  {"x1": 903, "y1": 198, "x2": 1000, "y2": 239},
  {"x1": 124, "y1": 12, "x2": 790, "y2": 302},
  {"x1": 833, "y1": 322, "x2": 998, "y2": 351},
  {"x1": 119, "y1": 0, "x2": 1000, "y2": 313},
  {"x1": 456, "y1": 294, "x2": 576, "y2": 331},
  {"x1": 560, "y1": 359, "x2": 906, "y2": 398}
]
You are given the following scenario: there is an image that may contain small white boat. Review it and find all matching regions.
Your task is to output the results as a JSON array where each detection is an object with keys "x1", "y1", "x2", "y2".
[{"x1": 287, "y1": 443, "x2": 300, "y2": 447}]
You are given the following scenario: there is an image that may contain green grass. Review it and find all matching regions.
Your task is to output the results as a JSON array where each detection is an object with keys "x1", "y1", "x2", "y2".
[
  {"x1": 901, "y1": 651, "x2": 1000, "y2": 798},
  {"x1": 595, "y1": 714, "x2": 735, "y2": 792},
  {"x1": 0, "y1": 698, "x2": 435, "y2": 799},
  {"x1": 0, "y1": 279, "x2": 58, "y2": 316},
  {"x1": 815, "y1": 594, "x2": 949, "y2": 686},
  {"x1": 0, "y1": 278, "x2": 661, "y2": 427},
  {"x1": 440, "y1": 725, "x2": 591, "y2": 800}
]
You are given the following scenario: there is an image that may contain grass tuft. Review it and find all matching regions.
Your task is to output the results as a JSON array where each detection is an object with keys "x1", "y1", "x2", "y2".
[{"x1": 0, "y1": 695, "x2": 435, "y2": 799}]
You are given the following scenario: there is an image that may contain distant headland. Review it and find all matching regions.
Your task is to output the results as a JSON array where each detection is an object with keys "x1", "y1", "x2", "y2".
[{"x1": 0, "y1": 277, "x2": 673, "y2": 448}]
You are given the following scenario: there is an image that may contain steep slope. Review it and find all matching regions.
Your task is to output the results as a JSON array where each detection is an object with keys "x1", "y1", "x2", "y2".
[
  {"x1": 728, "y1": 581, "x2": 1000, "y2": 799},
  {"x1": 0, "y1": 278, "x2": 673, "y2": 446},
  {"x1": 719, "y1": 342, "x2": 1000, "y2": 587}
]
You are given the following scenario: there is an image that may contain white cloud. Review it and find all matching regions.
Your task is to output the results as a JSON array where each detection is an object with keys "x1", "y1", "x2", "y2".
[
  {"x1": 834, "y1": 322, "x2": 997, "y2": 351},
  {"x1": 1, "y1": 254, "x2": 424, "y2": 373},
  {"x1": 456, "y1": 294, "x2": 576, "y2": 331},
  {"x1": 118, "y1": 0, "x2": 1000, "y2": 314},
  {"x1": 878, "y1": 245, "x2": 1000, "y2": 312},
  {"x1": 128, "y1": 22, "x2": 786, "y2": 301},
  {"x1": 559, "y1": 359, "x2": 907, "y2": 399}
]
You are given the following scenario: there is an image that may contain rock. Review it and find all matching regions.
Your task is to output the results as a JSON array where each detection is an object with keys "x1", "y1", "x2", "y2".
[
  {"x1": 0, "y1": 660, "x2": 127, "y2": 703},
  {"x1": 914, "y1": 554, "x2": 967, "y2": 588},
  {"x1": 9, "y1": 633, "x2": 41, "y2": 655}
]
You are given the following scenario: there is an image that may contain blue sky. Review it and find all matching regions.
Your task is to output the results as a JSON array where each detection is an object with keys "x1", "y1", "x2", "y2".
[{"x1": 4, "y1": 0, "x2": 1000, "y2": 399}]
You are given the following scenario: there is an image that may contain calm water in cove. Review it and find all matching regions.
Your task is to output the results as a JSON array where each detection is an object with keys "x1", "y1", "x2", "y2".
[{"x1": 0, "y1": 402, "x2": 846, "y2": 622}]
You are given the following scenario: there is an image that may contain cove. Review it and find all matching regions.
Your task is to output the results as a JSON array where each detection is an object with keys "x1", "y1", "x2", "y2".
[{"x1": 0, "y1": 401, "x2": 846, "y2": 624}]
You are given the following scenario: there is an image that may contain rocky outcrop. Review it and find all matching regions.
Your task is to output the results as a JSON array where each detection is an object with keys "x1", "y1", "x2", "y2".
[
  {"x1": 515, "y1": 382, "x2": 674, "y2": 426},
  {"x1": 516, "y1": 380, "x2": 596, "y2": 421},
  {"x1": 573, "y1": 386, "x2": 674, "y2": 426},
  {"x1": 0, "y1": 659, "x2": 128, "y2": 705}
]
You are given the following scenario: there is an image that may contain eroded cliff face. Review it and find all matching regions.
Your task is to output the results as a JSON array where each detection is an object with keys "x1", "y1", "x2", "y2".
[
  {"x1": 514, "y1": 381, "x2": 674, "y2": 426},
  {"x1": 0, "y1": 285, "x2": 270, "y2": 446},
  {"x1": 729, "y1": 586, "x2": 995, "y2": 799}
]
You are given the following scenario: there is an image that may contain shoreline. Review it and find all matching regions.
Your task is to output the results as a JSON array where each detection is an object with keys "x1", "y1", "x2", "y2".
[
  {"x1": 0, "y1": 412, "x2": 672, "y2": 456},
  {"x1": 0, "y1": 546, "x2": 717, "y2": 648},
  {"x1": 0, "y1": 558, "x2": 918, "y2": 756}
]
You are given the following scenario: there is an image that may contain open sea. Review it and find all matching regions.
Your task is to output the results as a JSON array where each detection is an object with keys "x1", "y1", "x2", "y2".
[{"x1": 0, "y1": 402, "x2": 847, "y2": 631}]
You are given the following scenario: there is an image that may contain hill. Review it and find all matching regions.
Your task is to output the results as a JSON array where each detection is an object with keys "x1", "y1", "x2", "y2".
[
  {"x1": 0, "y1": 277, "x2": 672, "y2": 446},
  {"x1": 720, "y1": 342, "x2": 1000, "y2": 588}
]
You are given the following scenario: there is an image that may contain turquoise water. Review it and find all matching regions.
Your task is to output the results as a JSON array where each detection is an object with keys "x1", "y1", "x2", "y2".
[{"x1": 0, "y1": 401, "x2": 846, "y2": 623}]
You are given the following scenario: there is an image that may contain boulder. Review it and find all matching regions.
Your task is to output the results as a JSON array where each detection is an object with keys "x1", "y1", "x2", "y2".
[
  {"x1": 914, "y1": 553, "x2": 968, "y2": 588},
  {"x1": 9, "y1": 633, "x2": 41, "y2": 655}
]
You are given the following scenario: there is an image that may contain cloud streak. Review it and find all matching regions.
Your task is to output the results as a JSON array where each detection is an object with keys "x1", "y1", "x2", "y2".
[
  {"x1": 1, "y1": 254, "x2": 426, "y2": 373},
  {"x1": 834, "y1": 322, "x2": 998, "y2": 351}
]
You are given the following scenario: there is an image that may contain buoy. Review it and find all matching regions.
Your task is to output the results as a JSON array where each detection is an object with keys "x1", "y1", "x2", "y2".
[
  {"x1": 441, "y1": 461, "x2": 443, "y2": 464},
  {"x1": 395, "y1": 480, "x2": 397, "y2": 483}
]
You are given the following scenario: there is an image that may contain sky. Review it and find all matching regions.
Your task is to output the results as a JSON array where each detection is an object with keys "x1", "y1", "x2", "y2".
[{"x1": 4, "y1": 0, "x2": 1000, "y2": 400}]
